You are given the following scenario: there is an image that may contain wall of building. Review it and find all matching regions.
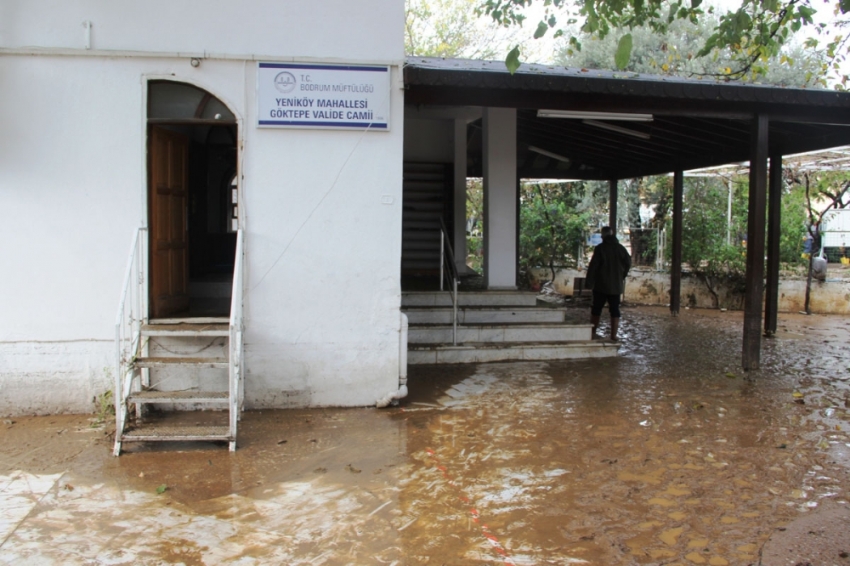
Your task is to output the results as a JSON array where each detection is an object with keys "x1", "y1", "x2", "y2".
[{"x1": 0, "y1": 0, "x2": 405, "y2": 415}]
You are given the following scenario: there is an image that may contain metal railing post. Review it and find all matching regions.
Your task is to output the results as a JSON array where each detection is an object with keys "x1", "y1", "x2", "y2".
[
  {"x1": 452, "y1": 278, "x2": 458, "y2": 345},
  {"x1": 439, "y1": 229, "x2": 445, "y2": 291}
]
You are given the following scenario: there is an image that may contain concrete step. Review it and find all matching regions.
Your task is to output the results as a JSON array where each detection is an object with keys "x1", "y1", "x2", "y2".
[
  {"x1": 409, "y1": 323, "x2": 592, "y2": 344},
  {"x1": 403, "y1": 190, "x2": 445, "y2": 200},
  {"x1": 404, "y1": 307, "x2": 564, "y2": 325},
  {"x1": 403, "y1": 290, "x2": 540, "y2": 307},
  {"x1": 142, "y1": 323, "x2": 229, "y2": 337},
  {"x1": 403, "y1": 231, "x2": 441, "y2": 241},
  {"x1": 408, "y1": 340, "x2": 619, "y2": 364},
  {"x1": 403, "y1": 240, "x2": 441, "y2": 251},
  {"x1": 403, "y1": 220, "x2": 440, "y2": 230}
]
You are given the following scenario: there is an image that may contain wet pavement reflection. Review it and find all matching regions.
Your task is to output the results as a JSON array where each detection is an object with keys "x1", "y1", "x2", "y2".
[{"x1": 1, "y1": 306, "x2": 849, "y2": 565}]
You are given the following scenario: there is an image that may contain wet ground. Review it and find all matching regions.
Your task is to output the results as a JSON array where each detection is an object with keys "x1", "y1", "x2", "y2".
[{"x1": 2, "y1": 306, "x2": 850, "y2": 565}]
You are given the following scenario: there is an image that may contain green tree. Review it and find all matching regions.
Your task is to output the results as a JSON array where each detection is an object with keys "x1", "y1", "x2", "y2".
[
  {"x1": 676, "y1": 177, "x2": 747, "y2": 308},
  {"x1": 555, "y1": 14, "x2": 825, "y2": 87},
  {"x1": 520, "y1": 181, "x2": 592, "y2": 283},
  {"x1": 480, "y1": 0, "x2": 850, "y2": 87},
  {"x1": 466, "y1": 178, "x2": 484, "y2": 271},
  {"x1": 406, "y1": 0, "x2": 548, "y2": 60},
  {"x1": 779, "y1": 186, "x2": 808, "y2": 264},
  {"x1": 782, "y1": 169, "x2": 850, "y2": 312}
]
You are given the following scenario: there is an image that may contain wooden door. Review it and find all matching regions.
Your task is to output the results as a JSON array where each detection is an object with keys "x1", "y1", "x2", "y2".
[{"x1": 149, "y1": 126, "x2": 190, "y2": 318}]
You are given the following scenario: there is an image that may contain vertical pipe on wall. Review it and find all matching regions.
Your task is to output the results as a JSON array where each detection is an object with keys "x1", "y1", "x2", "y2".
[
  {"x1": 726, "y1": 178, "x2": 733, "y2": 246},
  {"x1": 743, "y1": 115, "x2": 769, "y2": 370},
  {"x1": 670, "y1": 170, "x2": 684, "y2": 316},
  {"x1": 765, "y1": 154, "x2": 783, "y2": 337}
]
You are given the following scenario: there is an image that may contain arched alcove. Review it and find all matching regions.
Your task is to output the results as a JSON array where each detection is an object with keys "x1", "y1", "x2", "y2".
[{"x1": 146, "y1": 81, "x2": 238, "y2": 319}]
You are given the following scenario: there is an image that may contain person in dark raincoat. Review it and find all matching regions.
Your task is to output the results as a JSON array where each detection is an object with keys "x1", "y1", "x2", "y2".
[{"x1": 585, "y1": 226, "x2": 631, "y2": 341}]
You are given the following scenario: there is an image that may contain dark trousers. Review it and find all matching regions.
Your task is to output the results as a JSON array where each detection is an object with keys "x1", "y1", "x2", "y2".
[{"x1": 591, "y1": 291, "x2": 621, "y2": 318}]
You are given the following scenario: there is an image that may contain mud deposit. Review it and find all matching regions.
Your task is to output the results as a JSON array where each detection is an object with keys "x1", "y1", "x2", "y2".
[{"x1": 1, "y1": 306, "x2": 849, "y2": 565}]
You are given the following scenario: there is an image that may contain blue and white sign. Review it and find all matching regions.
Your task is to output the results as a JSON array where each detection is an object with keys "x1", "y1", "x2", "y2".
[{"x1": 257, "y1": 62, "x2": 390, "y2": 130}]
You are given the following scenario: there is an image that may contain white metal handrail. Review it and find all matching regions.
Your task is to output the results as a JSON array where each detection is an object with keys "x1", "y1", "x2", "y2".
[
  {"x1": 228, "y1": 229, "x2": 244, "y2": 451},
  {"x1": 439, "y1": 218, "x2": 459, "y2": 346},
  {"x1": 113, "y1": 227, "x2": 147, "y2": 456}
]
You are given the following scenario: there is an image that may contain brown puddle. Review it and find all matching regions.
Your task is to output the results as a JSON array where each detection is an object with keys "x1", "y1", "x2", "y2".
[{"x1": 1, "y1": 306, "x2": 849, "y2": 564}]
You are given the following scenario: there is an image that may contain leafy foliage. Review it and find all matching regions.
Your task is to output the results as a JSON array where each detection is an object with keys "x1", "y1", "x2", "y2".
[
  {"x1": 479, "y1": 0, "x2": 850, "y2": 86},
  {"x1": 406, "y1": 0, "x2": 550, "y2": 60},
  {"x1": 676, "y1": 177, "x2": 747, "y2": 308},
  {"x1": 555, "y1": 13, "x2": 825, "y2": 86},
  {"x1": 520, "y1": 182, "x2": 592, "y2": 283},
  {"x1": 466, "y1": 178, "x2": 484, "y2": 271}
]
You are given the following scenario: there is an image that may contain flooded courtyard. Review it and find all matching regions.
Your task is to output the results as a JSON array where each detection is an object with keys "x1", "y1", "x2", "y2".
[{"x1": 1, "y1": 306, "x2": 849, "y2": 565}]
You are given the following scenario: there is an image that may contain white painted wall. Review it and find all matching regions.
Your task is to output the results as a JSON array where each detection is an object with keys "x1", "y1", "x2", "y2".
[
  {"x1": 0, "y1": 0, "x2": 405, "y2": 415},
  {"x1": 0, "y1": 0, "x2": 398, "y2": 62}
]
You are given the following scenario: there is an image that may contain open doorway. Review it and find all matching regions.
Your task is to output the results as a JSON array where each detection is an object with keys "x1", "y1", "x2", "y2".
[{"x1": 147, "y1": 80, "x2": 238, "y2": 319}]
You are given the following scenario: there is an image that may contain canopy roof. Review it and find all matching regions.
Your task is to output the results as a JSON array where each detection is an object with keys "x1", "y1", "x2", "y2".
[{"x1": 404, "y1": 58, "x2": 850, "y2": 180}]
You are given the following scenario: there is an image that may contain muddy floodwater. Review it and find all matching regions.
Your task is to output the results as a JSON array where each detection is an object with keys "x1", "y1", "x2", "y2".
[{"x1": 2, "y1": 306, "x2": 849, "y2": 565}]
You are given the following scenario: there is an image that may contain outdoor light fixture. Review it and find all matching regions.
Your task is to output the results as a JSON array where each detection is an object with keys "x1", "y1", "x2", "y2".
[
  {"x1": 582, "y1": 119, "x2": 651, "y2": 140},
  {"x1": 537, "y1": 110, "x2": 654, "y2": 121},
  {"x1": 528, "y1": 145, "x2": 571, "y2": 163}
]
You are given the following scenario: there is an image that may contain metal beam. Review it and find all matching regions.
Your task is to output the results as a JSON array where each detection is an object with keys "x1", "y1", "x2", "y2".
[
  {"x1": 765, "y1": 154, "x2": 783, "y2": 337},
  {"x1": 609, "y1": 179, "x2": 618, "y2": 230},
  {"x1": 670, "y1": 170, "x2": 684, "y2": 316},
  {"x1": 743, "y1": 115, "x2": 769, "y2": 370},
  {"x1": 403, "y1": 81, "x2": 850, "y2": 126}
]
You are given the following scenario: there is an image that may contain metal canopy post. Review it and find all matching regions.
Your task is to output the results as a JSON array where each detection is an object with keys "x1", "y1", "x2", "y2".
[
  {"x1": 743, "y1": 115, "x2": 769, "y2": 370},
  {"x1": 608, "y1": 179, "x2": 618, "y2": 230},
  {"x1": 670, "y1": 170, "x2": 684, "y2": 316},
  {"x1": 764, "y1": 154, "x2": 783, "y2": 337}
]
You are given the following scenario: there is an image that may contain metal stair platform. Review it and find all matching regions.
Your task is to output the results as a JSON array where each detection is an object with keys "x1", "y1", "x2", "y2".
[
  {"x1": 127, "y1": 390, "x2": 229, "y2": 404},
  {"x1": 122, "y1": 424, "x2": 231, "y2": 442},
  {"x1": 134, "y1": 357, "x2": 229, "y2": 369},
  {"x1": 142, "y1": 323, "x2": 229, "y2": 337}
]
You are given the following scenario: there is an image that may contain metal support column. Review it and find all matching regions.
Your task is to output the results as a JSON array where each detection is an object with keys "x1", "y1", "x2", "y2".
[
  {"x1": 764, "y1": 154, "x2": 783, "y2": 337},
  {"x1": 670, "y1": 170, "x2": 684, "y2": 316},
  {"x1": 608, "y1": 179, "x2": 618, "y2": 230},
  {"x1": 743, "y1": 115, "x2": 769, "y2": 370}
]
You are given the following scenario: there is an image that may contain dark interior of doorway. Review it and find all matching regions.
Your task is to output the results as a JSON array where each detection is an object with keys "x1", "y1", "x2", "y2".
[{"x1": 158, "y1": 123, "x2": 238, "y2": 317}]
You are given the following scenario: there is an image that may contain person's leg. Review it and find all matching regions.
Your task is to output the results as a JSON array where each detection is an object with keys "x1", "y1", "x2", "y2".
[
  {"x1": 608, "y1": 294, "x2": 622, "y2": 341},
  {"x1": 590, "y1": 292, "x2": 605, "y2": 338}
]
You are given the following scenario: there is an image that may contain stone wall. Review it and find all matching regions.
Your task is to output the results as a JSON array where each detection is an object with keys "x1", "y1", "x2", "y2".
[{"x1": 531, "y1": 267, "x2": 850, "y2": 315}]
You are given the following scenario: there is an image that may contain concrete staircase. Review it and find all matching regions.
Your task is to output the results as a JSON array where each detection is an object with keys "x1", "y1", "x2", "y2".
[
  {"x1": 402, "y1": 290, "x2": 619, "y2": 364},
  {"x1": 401, "y1": 163, "x2": 452, "y2": 275}
]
